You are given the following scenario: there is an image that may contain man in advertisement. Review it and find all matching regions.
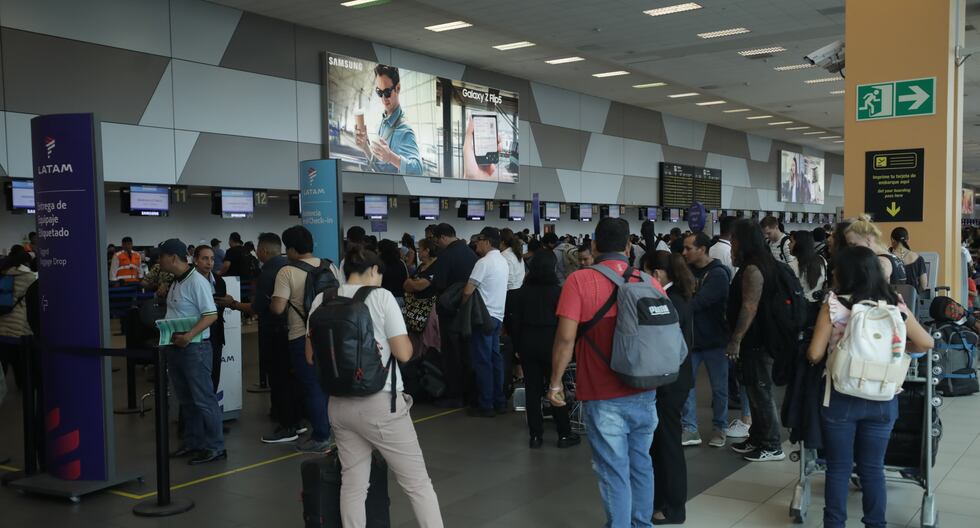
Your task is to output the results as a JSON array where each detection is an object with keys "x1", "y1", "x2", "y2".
[{"x1": 355, "y1": 64, "x2": 423, "y2": 176}]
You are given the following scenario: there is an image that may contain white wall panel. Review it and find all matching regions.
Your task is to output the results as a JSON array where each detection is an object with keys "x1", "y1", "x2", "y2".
[
  {"x1": 0, "y1": 0, "x2": 171, "y2": 56},
  {"x1": 170, "y1": 0, "x2": 241, "y2": 65},
  {"x1": 556, "y1": 169, "x2": 582, "y2": 202},
  {"x1": 746, "y1": 133, "x2": 773, "y2": 163},
  {"x1": 706, "y1": 154, "x2": 751, "y2": 188},
  {"x1": 174, "y1": 130, "x2": 200, "y2": 178},
  {"x1": 0, "y1": 112, "x2": 8, "y2": 174},
  {"x1": 829, "y1": 172, "x2": 844, "y2": 197},
  {"x1": 519, "y1": 120, "x2": 542, "y2": 167},
  {"x1": 390, "y1": 48, "x2": 465, "y2": 80},
  {"x1": 623, "y1": 139, "x2": 663, "y2": 178},
  {"x1": 580, "y1": 94, "x2": 611, "y2": 133},
  {"x1": 662, "y1": 113, "x2": 707, "y2": 151},
  {"x1": 5, "y1": 112, "x2": 35, "y2": 179},
  {"x1": 297, "y1": 81, "x2": 322, "y2": 144},
  {"x1": 530, "y1": 82, "x2": 581, "y2": 130},
  {"x1": 582, "y1": 134, "x2": 624, "y2": 175},
  {"x1": 140, "y1": 61, "x2": 174, "y2": 128},
  {"x1": 100, "y1": 123, "x2": 176, "y2": 184},
  {"x1": 580, "y1": 171, "x2": 623, "y2": 204},
  {"x1": 172, "y1": 60, "x2": 298, "y2": 142}
]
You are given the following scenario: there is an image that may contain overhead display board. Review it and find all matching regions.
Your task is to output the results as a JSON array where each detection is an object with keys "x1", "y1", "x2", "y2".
[
  {"x1": 659, "y1": 162, "x2": 721, "y2": 209},
  {"x1": 864, "y1": 148, "x2": 924, "y2": 222}
]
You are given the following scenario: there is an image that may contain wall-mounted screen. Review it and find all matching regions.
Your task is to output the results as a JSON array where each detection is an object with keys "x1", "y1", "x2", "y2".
[
  {"x1": 466, "y1": 199, "x2": 485, "y2": 220},
  {"x1": 780, "y1": 150, "x2": 825, "y2": 205},
  {"x1": 325, "y1": 53, "x2": 442, "y2": 178},
  {"x1": 963, "y1": 188, "x2": 975, "y2": 216},
  {"x1": 221, "y1": 189, "x2": 254, "y2": 219},
  {"x1": 659, "y1": 162, "x2": 722, "y2": 209},
  {"x1": 543, "y1": 202, "x2": 560, "y2": 221},
  {"x1": 579, "y1": 204, "x2": 592, "y2": 221},
  {"x1": 603, "y1": 204, "x2": 620, "y2": 219},
  {"x1": 447, "y1": 80, "x2": 519, "y2": 182},
  {"x1": 507, "y1": 200, "x2": 525, "y2": 221},
  {"x1": 129, "y1": 185, "x2": 169, "y2": 216},
  {"x1": 418, "y1": 197, "x2": 440, "y2": 220},
  {"x1": 364, "y1": 194, "x2": 388, "y2": 219},
  {"x1": 669, "y1": 208, "x2": 681, "y2": 222},
  {"x1": 11, "y1": 180, "x2": 34, "y2": 210}
]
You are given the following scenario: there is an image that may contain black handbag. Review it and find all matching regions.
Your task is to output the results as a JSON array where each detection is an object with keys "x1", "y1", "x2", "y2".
[{"x1": 403, "y1": 292, "x2": 435, "y2": 333}]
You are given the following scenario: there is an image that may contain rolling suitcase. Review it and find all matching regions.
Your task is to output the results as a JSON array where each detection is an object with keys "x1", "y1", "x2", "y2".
[
  {"x1": 300, "y1": 450, "x2": 390, "y2": 528},
  {"x1": 933, "y1": 323, "x2": 979, "y2": 396}
]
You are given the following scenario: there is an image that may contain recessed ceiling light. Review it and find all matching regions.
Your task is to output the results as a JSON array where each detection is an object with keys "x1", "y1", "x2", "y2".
[
  {"x1": 644, "y1": 2, "x2": 702, "y2": 17},
  {"x1": 738, "y1": 46, "x2": 786, "y2": 57},
  {"x1": 803, "y1": 131, "x2": 823, "y2": 135},
  {"x1": 746, "y1": 115, "x2": 773, "y2": 120},
  {"x1": 698, "y1": 27, "x2": 750, "y2": 39},
  {"x1": 833, "y1": 140, "x2": 844, "y2": 143},
  {"x1": 593, "y1": 70, "x2": 630, "y2": 78},
  {"x1": 545, "y1": 56, "x2": 584, "y2": 64},
  {"x1": 424, "y1": 20, "x2": 472, "y2": 32},
  {"x1": 493, "y1": 41, "x2": 535, "y2": 51},
  {"x1": 820, "y1": 135, "x2": 841, "y2": 139},
  {"x1": 786, "y1": 126, "x2": 810, "y2": 130},
  {"x1": 696, "y1": 100, "x2": 726, "y2": 106},
  {"x1": 633, "y1": 82, "x2": 667, "y2": 88},
  {"x1": 805, "y1": 76, "x2": 843, "y2": 84},
  {"x1": 668, "y1": 92, "x2": 699, "y2": 98},
  {"x1": 723, "y1": 108, "x2": 751, "y2": 113},
  {"x1": 340, "y1": 0, "x2": 389, "y2": 7},
  {"x1": 829, "y1": 90, "x2": 845, "y2": 95},
  {"x1": 769, "y1": 121, "x2": 793, "y2": 125},
  {"x1": 773, "y1": 63, "x2": 815, "y2": 71}
]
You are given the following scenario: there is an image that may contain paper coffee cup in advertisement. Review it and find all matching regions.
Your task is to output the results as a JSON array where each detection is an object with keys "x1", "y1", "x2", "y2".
[{"x1": 354, "y1": 109, "x2": 366, "y2": 133}]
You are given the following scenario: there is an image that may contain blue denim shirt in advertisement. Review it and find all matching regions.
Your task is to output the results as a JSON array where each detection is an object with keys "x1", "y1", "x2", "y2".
[{"x1": 371, "y1": 105, "x2": 423, "y2": 176}]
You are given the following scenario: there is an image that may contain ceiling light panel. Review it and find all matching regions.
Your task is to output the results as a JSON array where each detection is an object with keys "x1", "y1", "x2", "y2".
[
  {"x1": 644, "y1": 3, "x2": 702, "y2": 17},
  {"x1": 773, "y1": 63, "x2": 814, "y2": 71},
  {"x1": 593, "y1": 70, "x2": 630, "y2": 78},
  {"x1": 633, "y1": 82, "x2": 667, "y2": 88},
  {"x1": 746, "y1": 115, "x2": 773, "y2": 120},
  {"x1": 829, "y1": 90, "x2": 845, "y2": 95},
  {"x1": 738, "y1": 46, "x2": 786, "y2": 56},
  {"x1": 493, "y1": 41, "x2": 535, "y2": 51},
  {"x1": 723, "y1": 108, "x2": 751, "y2": 113},
  {"x1": 820, "y1": 135, "x2": 841, "y2": 139},
  {"x1": 425, "y1": 21, "x2": 472, "y2": 32},
  {"x1": 805, "y1": 76, "x2": 843, "y2": 84},
  {"x1": 696, "y1": 100, "x2": 726, "y2": 106},
  {"x1": 698, "y1": 27, "x2": 750, "y2": 39},
  {"x1": 769, "y1": 121, "x2": 793, "y2": 125},
  {"x1": 803, "y1": 131, "x2": 823, "y2": 135},
  {"x1": 340, "y1": 0, "x2": 389, "y2": 6},
  {"x1": 545, "y1": 56, "x2": 584, "y2": 64},
  {"x1": 668, "y1": 92, "x2": 699, "y2": 98},
  {"x1": 786, "y1": 126, "x2": 810, "y2": 130}
]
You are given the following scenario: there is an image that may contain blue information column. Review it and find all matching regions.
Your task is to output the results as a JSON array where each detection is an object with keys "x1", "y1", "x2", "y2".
[
  {"x1": 299, "y1": 159, "x2": 342, "y2": 264},
  {"x1": 11, "y1": 114, "x2": 135, "y2": 500}
]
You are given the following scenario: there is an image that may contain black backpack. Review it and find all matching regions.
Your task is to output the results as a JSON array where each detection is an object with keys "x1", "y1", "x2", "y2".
[
  {"x1": 307, "y1": 286, "x2": 398, "y2": 411},
  {"x1": 763, "y1": 262, "x2": 808, "y2": 385},
  {"x1": 288, "y1": 259, "x2": 340, "y2": 322}
]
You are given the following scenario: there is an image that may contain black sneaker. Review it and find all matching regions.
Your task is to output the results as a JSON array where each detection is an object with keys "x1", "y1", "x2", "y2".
[
  {"x1": 743, "y1": 448, "x2": 786, "y2": 462},
  {"x1": 730, "y1": 440, "x2": 760, "y2": 454},
  {"x1": 261, "y1": 426, "x2": 299, "y2": 444}
]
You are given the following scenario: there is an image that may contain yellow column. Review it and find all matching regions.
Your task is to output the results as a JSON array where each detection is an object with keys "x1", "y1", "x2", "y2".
[{"x1": 844, "y1": 0, "x2": 965, "y2": 299}]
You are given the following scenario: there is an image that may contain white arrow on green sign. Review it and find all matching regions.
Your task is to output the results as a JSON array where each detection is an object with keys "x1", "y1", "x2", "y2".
[{"x1": 857, "y1": 77, "x2": 935, "y2": 121}]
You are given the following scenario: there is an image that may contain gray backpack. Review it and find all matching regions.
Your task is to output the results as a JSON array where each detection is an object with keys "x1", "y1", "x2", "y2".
[{"x1": 577, "y1": 264, "x2": 688, "y2": 389}]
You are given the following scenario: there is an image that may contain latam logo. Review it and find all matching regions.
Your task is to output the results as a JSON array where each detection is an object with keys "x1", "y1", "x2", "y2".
[
  {"x1": 307, "y1": 167, "x2": 318, "y2": 185},
  {"x1": 44, "y1": 136, "x2": 56, "y2": 159}
]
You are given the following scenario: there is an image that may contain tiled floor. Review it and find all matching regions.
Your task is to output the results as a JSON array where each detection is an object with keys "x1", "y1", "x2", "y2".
[{"x1": 1, "y1": 328, "x2": 979, "y2": 527}]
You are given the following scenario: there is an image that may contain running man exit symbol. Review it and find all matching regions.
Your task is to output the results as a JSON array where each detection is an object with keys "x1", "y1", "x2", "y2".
[{"x1": 859, "y1": 84, "x2": 893, "y2": 119}]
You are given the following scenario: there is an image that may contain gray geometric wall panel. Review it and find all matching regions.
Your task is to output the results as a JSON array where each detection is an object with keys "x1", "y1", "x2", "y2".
[
  {"x1": 604, "y1": 102, "x2": 668, "y2": 145},
  {"x1": 747, "y1": 134, "x2": 773, "y2": 163},
  {"x1": 582, "y1": 134, "x2": 624, "y2": 175},
  {"x1": 531, "y1": 82, "x2": 582, "y2": 130},
  {"x1": 140, "y1": 61, "x2": 174, "y2": 128},
  {"x1": 580, "y1": 171, "x2": 624, "y2": 204},
  {"x1": 580, "y1": 94, "x2": 611, "y2": 134},
  {"x1": 730, "y1": 187, "x2": 762, "y2": 209},
  {"x1": 702, "y1": 125, "x2": 750, "y2": 159},
  {"x1": 175, "y1": 130, "x2": 200, "y2": 179},
  {"x1": 530, "y1": 122, "x2": 588, "y2": 170},
  {"x1": 297, "y1": 81, "x2": 322, "y2": 145},
  {"x1": 0, "y1": 0, "x2": 171, "y2": 57},
  {"x1": 662, "y1": 113, "x2": 707, "y2": 151},
  {"x1": 220, "y1": 12, "x2": 296, "y2": 80},
  {"x1": 524, "y1": 166, "x2": 565, "y2": 202},
  {"x1": 0, "y1": 112, "x2": 7, "y2": 175},
  {"x1": 623, "y1": 139, "x2": 663, "y2": 178},
  {"x1": 4, "y1": 111, "x2": 34, "y2": 178},
  {"x1": 170, "y1": 0, "x2": 241, "y2": 65},
  {"x1": 101, "y1": 123, "x2": 176, "y2": 184},
  {"x1": 619, "y1": 176, "x2": 659, "y2": 206},
  {"x1": 178, "y1": 133, "x2": 299, "y2": 189},
  {"x1": 746, "y1": 159, "x2": 778, "y2": 189},
  {"x1": 705, "y1": 154, "x2": 750, "y2": 188},
  {"x1": 293, "y1": 25, "x2": 379, "y2": 84},
  {"x1": 556, "y1": 169, "x2": 582, "y2": 202},
  {"x1": 660, "y1": 145, "x2": 708, "y2": 169},
  {"x1": 1, "y1": 29, "x2": 170, "y2": 123},
  {"x1": 390, "y1": 48, "x2": 465, "y2": 81}
]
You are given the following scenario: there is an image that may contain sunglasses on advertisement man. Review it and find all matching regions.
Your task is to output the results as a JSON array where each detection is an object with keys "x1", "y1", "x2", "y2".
[{"x1": 375, "y1": 86, "x2": 396, "y2": 99}]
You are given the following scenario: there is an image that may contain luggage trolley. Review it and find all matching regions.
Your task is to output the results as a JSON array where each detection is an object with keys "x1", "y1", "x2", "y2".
[
  {"x1": 789, "y1": 338, "x2": 943, "y2": 527},
  {"x1": 517, "y1": 362, "x2": 586, "y2": 434}
]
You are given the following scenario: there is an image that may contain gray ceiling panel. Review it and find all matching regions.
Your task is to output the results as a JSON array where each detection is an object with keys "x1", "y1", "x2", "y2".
[
  {"x1": 220, "y1": 12, "x2": 297, "y2": 80},
  {"x1": 1, "y1": 29, "x2": 169, "y2": 123}
]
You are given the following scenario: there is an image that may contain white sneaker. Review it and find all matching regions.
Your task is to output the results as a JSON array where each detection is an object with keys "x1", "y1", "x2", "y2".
[{"x1": 726, "y1": 419, "x2": 750, "y2": 439}]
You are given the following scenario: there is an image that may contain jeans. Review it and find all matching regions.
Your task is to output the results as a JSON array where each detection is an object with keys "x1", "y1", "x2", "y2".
[
  {"x1": 288, "y1": 337, "x2": 330, "y2": 441},
  {"x1": 469, "y1": 318, "x2": 505, "y2": 411},
  {"x1": 584, "y1": 391, "x2": 659, "y2": 528},
  {"x1": 167, "y1": 342, "x2": 224, "y2": 452},
  {"x1": 728, "y1": 359, "x2": 752, "y2": 418},
  {"x1": 821, "y1": 389, "x2": 898, "y2": 528},
  {"x1": 736, "y1": 346, "x2": 780, "y2": 449},
  {"x1": 681, "y1": 348, "x2": 728, "y2": 432}
]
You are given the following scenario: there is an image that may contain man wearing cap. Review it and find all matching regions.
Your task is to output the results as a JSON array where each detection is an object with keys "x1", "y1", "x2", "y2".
[
  {"x1": 462, "y1": 227, "x2": 510, "y2": 417},
  {"x1": 157, "y1": 238, "x2": 226, "y2": 465}
]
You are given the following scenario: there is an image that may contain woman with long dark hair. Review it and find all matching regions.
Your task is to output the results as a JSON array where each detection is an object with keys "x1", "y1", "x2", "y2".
[
  {"x1": 727, "y1": 219, "x2": 784, "y2": 461},
  {"x1": 789, "y1": 230, "x2": 827, "y2": 324},
  {"x1": 400, "y1": 233, "x2": 417, "y2": 274},
  {"x1": 889, "y1": 227, "x2": 928, "y2": 292},
  {"x1": 378, "y1": 239, "x2": 408, "y2": 304},
  {"x1": 643, "y1": 251, "x2": 694, "y2": 525},
  {"x1": 806, "y1": 246, "x2": 933, "y2": 528},
  {"x1": 512, "y1": 249, "x2": 578, "y2": 449}
]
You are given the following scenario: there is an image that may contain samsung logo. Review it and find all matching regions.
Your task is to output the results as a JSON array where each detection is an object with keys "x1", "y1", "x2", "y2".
[{"x1": 329, "y1": 56, "x2": 363, "y2": 71}]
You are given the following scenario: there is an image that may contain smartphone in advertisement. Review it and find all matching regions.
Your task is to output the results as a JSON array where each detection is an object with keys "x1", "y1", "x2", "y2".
[{"x1": 472, "y1": 113, "x2": 499, "y2": 165}]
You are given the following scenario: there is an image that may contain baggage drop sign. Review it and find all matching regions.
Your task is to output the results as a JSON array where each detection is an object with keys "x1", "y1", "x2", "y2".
[{"x1": 864, "y1": 148, "x2": 924, "y2": 222}]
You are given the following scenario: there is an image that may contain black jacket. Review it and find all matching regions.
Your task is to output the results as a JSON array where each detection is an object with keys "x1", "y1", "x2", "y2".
[
  {"x1": 660, "y1": 287, "x2": 694, "y2": 395},
  {"x1": 438, "y1": 282, "x2": 493, "y2": 337},
  {"x1": 689, "y1": 259, "x2": 732, "y2": 351},
  {"x1": 510, "y1": 281, "x2": 561, "y2": 351},
  {"x1": 254, "y1": 255, "x2": 288, "y2": 328}
]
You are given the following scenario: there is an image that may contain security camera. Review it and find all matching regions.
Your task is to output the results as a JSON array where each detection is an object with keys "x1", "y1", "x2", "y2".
[{"x1": 805, "y1": 40, "x2": 845, "y2": 74}]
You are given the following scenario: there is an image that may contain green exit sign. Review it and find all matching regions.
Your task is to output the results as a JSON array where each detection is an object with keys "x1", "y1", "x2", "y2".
[{"x1": 856, "y1": 77, "x2": 935, "y2": 121}]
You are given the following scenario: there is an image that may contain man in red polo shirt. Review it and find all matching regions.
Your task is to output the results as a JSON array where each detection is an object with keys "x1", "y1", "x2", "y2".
[{"x1": 549, "y1": 217, "x2": 664, "y2": 528}]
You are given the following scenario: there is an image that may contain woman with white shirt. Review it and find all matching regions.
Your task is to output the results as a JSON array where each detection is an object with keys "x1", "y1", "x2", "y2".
[
  {"x1": 306, "y1": 248, "x2": 443, "y2": 528},
  {"x1": 789, "y1": 230, "x2": 827, "y2": 326},
  {"x1": 500, "y1": 228, "x2": 526, "y2": 382}
]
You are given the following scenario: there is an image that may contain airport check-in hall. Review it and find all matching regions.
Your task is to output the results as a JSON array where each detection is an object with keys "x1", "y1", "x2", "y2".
[{"x1": 1, "y1": 1, "x2": 980, "y2": 527}]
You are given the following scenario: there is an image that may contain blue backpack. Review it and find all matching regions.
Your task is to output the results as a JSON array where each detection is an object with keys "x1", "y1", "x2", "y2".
[{"x1": 0, "y1": 275, "x2": 24, "y2": 315}]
